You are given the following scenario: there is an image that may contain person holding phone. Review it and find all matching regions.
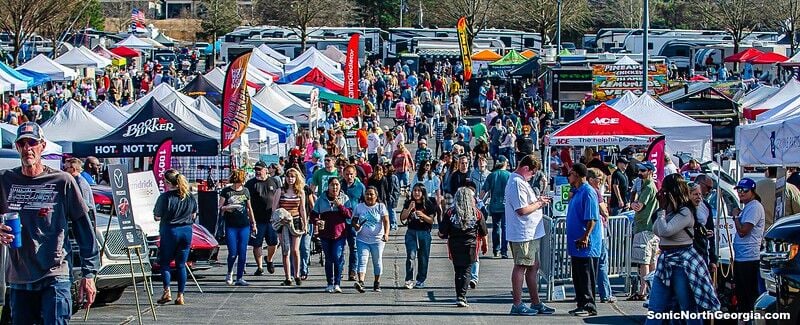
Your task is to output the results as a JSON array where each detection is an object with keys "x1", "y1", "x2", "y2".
[
  {"x1": 401, "y1": 184, "x2": 439, "y2": 289},
  {"x1": 352, "y1": 187, "x2": 390, "y2": 293},
  {"x1": 565, "y1": 163, "x2": 602, "y2": 317},
  {"x1": 218, "y1": 169, "x2": 257, "y2": 286}
]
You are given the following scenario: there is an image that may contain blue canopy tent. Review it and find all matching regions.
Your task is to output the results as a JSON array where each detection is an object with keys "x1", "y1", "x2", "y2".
[
  {"x1": 0, "y1": 61, "x2": 38, "y2": 87},
  {"x1": 250, "y1": 99, "x2": 296, "y2": 143},
  {"x1": 15, "y1": 69, "x2": 50, "y2": 86}
]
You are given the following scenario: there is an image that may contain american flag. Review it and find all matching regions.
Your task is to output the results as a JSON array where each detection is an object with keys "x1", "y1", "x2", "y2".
[{"x1": 131, "y1": 8, "x2": 146, "y2": 32}]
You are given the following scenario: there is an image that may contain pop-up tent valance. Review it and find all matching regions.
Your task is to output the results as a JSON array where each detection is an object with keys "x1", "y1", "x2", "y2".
[
  {"x1": 73, "y1": 98, "x2": 219, "y2": 157},
  {"x1": 17, "y1": 54, "x2": 78, "y2": 81},
  {"x1": 737, "y1": 106, "x2": 800, "y2": 166},
  {"x1": 550, "y1": 103, "x2": 661, "y2": 147}
]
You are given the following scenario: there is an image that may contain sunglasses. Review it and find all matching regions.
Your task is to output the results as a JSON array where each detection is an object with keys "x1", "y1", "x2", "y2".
[
  {"x1": 16, "y1": 138, "x2": 41, "y2": 147},
  {"x1": 638, "y1": 169, "x2": 648, "y2": 173},
  {"x1": 736, "y1": 188, "x2": 751, "y2": 193},
  {"x1": 254, "y1": 167, "x2": 264, "y2": 171}
]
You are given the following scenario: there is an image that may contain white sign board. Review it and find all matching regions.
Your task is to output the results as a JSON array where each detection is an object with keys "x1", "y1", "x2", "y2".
[
  {"x1": 552, "y1": 176, "x2": 570, "y2": 217},
  {"x1": 716, "y1": 217, "x2": 737, "y2": 249},
  {"x1": 126, "y1": 171, "x2": 160, "y2": 236}
]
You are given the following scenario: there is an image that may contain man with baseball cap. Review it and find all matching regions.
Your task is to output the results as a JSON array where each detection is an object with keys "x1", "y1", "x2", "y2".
[
  {"x1": 0, "y1": 122, "x2": 99, "y2": 323},
  {"x1": 245, "y1": 161, "x2": 282, "y2": 275},
  {"x1": 732, "y1": 177, "x2": 765, "y2": 315},
  {"x1": 628, "y1": 160, "x2": 659, "y2": 301}
]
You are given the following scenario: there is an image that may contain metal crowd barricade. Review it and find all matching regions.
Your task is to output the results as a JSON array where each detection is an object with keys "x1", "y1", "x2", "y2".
[{"x1": 544, "y1": 215, "x2": 633, "y2": 301}]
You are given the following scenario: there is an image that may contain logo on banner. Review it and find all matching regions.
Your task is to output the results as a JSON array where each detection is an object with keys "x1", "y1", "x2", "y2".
[
  {"x1": 590, "y1": 117, "x2": 620, "y2": 126},
  {"x1": 113, "y1": 169, "x2": 125, "y2": 188},
  {"x1": 123, "y1": 117, "x2": 175, "y2": 138}
]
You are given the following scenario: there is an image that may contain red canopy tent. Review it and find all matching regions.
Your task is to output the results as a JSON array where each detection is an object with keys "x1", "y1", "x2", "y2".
[
  {"x1": 550, "y1": 103, "x2": 662, "y2": 147},
  {"x1": 689, "y1": 75, "x2": 711, "y2": 82},
  {"x1": 723, "y1": 48, "x2": 763, "y2": 63},
  {"x1": 288, "y1": 67, "x2": 344, "y2": 92},
  {"x1": 748, "y1": 52, "x2": 789, "y2": 64},
  {"x1": 110, "y1": 46, "x2": 141, "y2": 58}
]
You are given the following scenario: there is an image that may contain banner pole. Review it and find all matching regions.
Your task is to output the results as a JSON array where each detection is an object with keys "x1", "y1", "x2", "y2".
[
  {"x1": 126, "y1": 247, "x2": 144, "y2": 325},
  {"x1": 186, "y1": 263, "x2": 203, "y2": 293},
  {"x1": 136, "y1": 246, "x2": 157, "y2": 321}
]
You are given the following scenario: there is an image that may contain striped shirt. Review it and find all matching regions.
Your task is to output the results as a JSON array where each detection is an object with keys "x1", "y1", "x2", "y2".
[{"x1": 279, "y1": 193, "x2": 303, "y2": 218}]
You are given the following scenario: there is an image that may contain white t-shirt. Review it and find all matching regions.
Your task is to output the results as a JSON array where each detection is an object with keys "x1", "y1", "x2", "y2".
[
  {"x1": 734, "y1": 200, "x2": 765, "y2": 262},
  {"x1": 367, "y1": 133, "x2": 381, "y2": 154},
  {"x1": 354, "y1": 202, "x2": 388, "y2": 244},
  {"x1": 504, "y1": 173, "x2": 546, "y2": 242}
]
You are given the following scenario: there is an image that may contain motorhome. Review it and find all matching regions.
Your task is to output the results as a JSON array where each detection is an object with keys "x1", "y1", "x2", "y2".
[
  {"x1": 622, "y1": 29, "x2": 780, "y2": 56},
  {"x1": 221, "y1": 26, "x2": 382, "y2": 61},
  {"x1": 223, "y1": 37, "x2": 365, "y2": 63},
  {"x1": 386, "y1": 27, "x2": 541, "y2": 58}
]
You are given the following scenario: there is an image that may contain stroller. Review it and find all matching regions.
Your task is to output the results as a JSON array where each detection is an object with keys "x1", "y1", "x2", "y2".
[{"x1": 311, "y1": 235, "x2": 324, "y2": 266}]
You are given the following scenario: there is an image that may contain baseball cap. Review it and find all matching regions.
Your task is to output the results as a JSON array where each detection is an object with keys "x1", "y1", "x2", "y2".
[
  {"x1": 495, "y1": 155, "x2": 508, "y2": 166},
  {"x1": 418, "y1": 139, "x2": 427, "y2": 145},
  {"x1": 355, "y1": 152, "x2": 365, "y2": 159},
  {"x1": 617, "y1": 157, "x2": 630, "y2": 164},
  {"x1": 312, "y1": 151, "x2": 323, "y2": 159},
  {"x1": 734, "y1": 178, "x2": 757, "y2": 191},
  {"x1": 637, "y1": 161, "x2": 655, "y2": 171},
  {"x1": 254, "y1": 161, "x2": 267, "y2": 169},
  {"x1": 16, "y1": 122, "x2": 44, "y2": 142}
]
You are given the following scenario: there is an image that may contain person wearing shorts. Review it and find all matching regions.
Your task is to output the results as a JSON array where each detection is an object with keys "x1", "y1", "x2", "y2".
[
  {"x1": 245, "y1": 161, "x2": 282, "y2": 276},
  {"x1": 628, "y1": 161, "x2": 659, "y2": 301},
  {"x1": 504, "y1": 154, "x2": 555, "y2": 316}
]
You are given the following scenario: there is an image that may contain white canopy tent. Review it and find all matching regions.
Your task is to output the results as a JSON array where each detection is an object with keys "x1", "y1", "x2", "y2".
[
  {"x1": 618, "y1": 94, "x2": 713, "y2": 160},
  {"x1": 90, "y1": 101, "x2": 131, "y2": 128},
  {"x1": 745, "y1": 79, "x2": 800, "y2": 119},
  {"x1": 203, "y1": 65, "x2": 272, "y2": 93},
  {"x1": 55, "y1": 46, "x2": 110, "y2": 68},
  {"x1": 613, "y1": 55, "x2": 640, "y2": 65},
  {"x1": 284, "y1": 47, "x2": 343, "y2": 79},
  {"x1": 737, "y1": 106, "x2": 800, "y2": 166},
  {"x1": 115, "y1": 35, "x2": 155, "y2": 50},
  {"x1": 204, "y1": 67, "x2": 224, "y2": 90},
  {"x1": 739, "y1": 85, "x2": 779, "y2": 110},
  {"x1": 258, "y1": 44, "x2": 290, "y2": 64},
  {"x1": 0, "y1": 70, "x2": 28, "y2": 91},
  {"x1": 249, "y1": 48, "x2": 285, "y2": 78},
  {"x1": 41, "y1": 100, "x2": 114, "y2": 152},
  {"x1": 609, "y1": 91, "x2": 639, "y2": 110},
  {"x1": 17, "y1": 54, "x2": 78, "y2": 81},
  {"x1": 78, "y1": 46, "x2": 113, "y2": 67},
  {"x1": 252, "y1": 83, "x2": 319, "y2": 125},
  {"x1": 322, "y1": 46, "x2": 346, "y2": 64}
]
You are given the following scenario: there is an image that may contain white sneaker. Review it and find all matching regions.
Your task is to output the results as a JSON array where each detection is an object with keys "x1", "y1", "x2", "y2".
[
  {"x1": 225, "y1": 273, "x2": 234, "y2": 285},
  {"x1": 325, "y1": 285, "x2": 335, "y2": 293},
  {"x1": 234, "y1": 279, "x2": 249, "y2": 286},
  {"x1": 334, "y1": 285, "x2": 342, "y2": 293},
  {"x1": 404, "y1": 280, "x2": 414, "y2": 289}
]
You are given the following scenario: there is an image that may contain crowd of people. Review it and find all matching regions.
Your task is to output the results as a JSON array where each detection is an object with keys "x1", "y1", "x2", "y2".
[{"x1": 5, "y1": 56, "x2": 800, "y2": 324}]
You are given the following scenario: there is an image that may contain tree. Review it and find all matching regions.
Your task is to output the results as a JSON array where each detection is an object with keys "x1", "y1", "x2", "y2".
[
  {"x1": 254, "y1": 0, "x2": 358, "y2": 50},
  {"x1": 768, "y1": 0, "x2": 800, "y2": 54},
  {"x1": 0, "y1": 0, "x2": 75, "y2": 65},
  {"x1": 427, "y1": 0, "x2": 501, "y2": 52},
  {"x1": 699, "y1": 0, "x2": 767, "y2": 55},
  {"x1": 101, "y1": 1, "x2": 151, "y2": 32},
  {"x1": 505, "y1": 0, "x2": 590, "y2": 46},
  {"x1": 197, "y1": 0, "x2": 241, "y2": 41},
  {"x1": 38, "y1": 0, "x2": 104, "y2": 57},
  {"x1": 356, "y1": 0, "x2": 401, "y2": 28}
]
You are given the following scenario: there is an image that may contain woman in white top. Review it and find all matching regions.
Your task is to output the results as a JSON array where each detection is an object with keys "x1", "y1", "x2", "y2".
[
  {"x1": 352, "y1": 187, "x2": 390, "y2": 293},
  {"x1": 412, "y1": 161, "x2": 441, "y2": 199},
  {"x1": 499, "y1": 122, "x2": 516, "y2": 169}
]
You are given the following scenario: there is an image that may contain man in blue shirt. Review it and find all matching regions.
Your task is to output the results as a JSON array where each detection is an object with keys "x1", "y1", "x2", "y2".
[
  {"x1": 456, "y1": 119, "x2": 472, "y2": 145},
  {"x1": 565, "y1": 163, "x2": 602, "y2": 317}
]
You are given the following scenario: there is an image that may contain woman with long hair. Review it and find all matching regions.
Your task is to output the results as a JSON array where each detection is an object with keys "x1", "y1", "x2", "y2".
[
  {"x1": 272, "y1": 168, "x2": 308, "y2": 286},
  {"x1": 367, "y1": 165, "x2": 390, "y2": 205},
  {"x1": 353, "y1": 186, "x2": 390, "y2": 293},
  {"x1": 218, "y1": 169, "x2": 257, "y2": 286},
  {"x1": 647, "y1": 174, "x2": 720, "y2": 322},
  {"x1": 401, "y1": 183, "x2": 439, "y2": 289},
  {"x1": 311, "y1": 177, "x2": 351, "y2": 293},
  {"x1": 438, "y1": 187, "x2": 488, "y2": 307},
  {"x1": 412, "y1": 160, "x2": 441, "y2": 199},
  {"x1": 153, "y1": 169, "x2": 197, "y2": 305}
]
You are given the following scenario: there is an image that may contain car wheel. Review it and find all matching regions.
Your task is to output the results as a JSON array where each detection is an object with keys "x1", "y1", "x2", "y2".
[{"x1": 94, "y1": 287, "x2": 127, "y2": 305}]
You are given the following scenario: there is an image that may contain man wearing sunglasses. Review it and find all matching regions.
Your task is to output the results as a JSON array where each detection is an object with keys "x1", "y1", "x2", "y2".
[
  {"x1": 628, "y1": 161, "x2": 659, "y2": 302},
  {"x1": 0, "y1": 122, "x2": 99, "y2": 323},
  {"x1": 731, "y1": 178, "x2": 765, "y2": 316}
]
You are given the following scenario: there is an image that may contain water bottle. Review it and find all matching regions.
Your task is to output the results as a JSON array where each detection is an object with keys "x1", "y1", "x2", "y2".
[{"x1": 3, "y1": 212, "x2": 22, "y2": 249}]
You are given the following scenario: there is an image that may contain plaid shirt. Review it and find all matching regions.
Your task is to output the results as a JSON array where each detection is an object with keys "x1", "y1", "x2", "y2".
[
  {"x1": 655, "y1": 246, "x2": 721, "y2": 311},
  {"x1": 415, "y1": 147, "x2": 432, "y2": 166},
  {"x1": 435, "y1": 120, "x2": 444, "y2": 142}
]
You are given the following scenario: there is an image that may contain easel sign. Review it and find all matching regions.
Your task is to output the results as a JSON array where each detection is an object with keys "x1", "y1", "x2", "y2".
[{"x1": 86, "y1": 164, "x2": 156, "y2": 324}]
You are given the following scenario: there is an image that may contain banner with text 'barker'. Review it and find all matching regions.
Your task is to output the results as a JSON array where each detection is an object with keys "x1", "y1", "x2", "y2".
[
  {"x1": 342, "y1": 33, "x2": 361, "y2": 119},
  {"x1": 221, "y1": 51, "x2": 253, "y2": 150}
]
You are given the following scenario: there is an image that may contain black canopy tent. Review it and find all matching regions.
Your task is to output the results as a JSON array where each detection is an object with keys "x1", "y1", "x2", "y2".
[
  {"x1": 508, "y1": 57, "x2": 541, "y2": 78},
  {"x1": 180, "y1": 75, "x2": 222, "y2": 105},
  {"x1": 73, "y1": 98, "x2": 219, "y2": 157}
]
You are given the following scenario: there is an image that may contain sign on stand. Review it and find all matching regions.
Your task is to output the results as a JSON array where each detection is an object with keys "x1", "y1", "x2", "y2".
[
  {"x1": 107, "y1": 164, "x2": 143, "y2": 247},
  {"x1": 552, "y1": 176, "x2": 570, "y2": 217}
]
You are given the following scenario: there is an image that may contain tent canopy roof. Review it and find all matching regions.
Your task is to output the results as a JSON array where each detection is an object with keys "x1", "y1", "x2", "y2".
[
  {"x1": 471, "y1": 49, "x2": 502, "y2": 61},
  {"x1": 110, "y1": 46, "x2": 140, "y2": 58},
  {"x1": 749, "y1": 52, "x2": 789, "y2": 64},
  {"x1": 551, "y1": 103, "x2": 661, "y2": 146},
  {"x1": 724, "y1": 48, "x2": 764, "y2": 62},
  {"x1": 520, "y1": 49, "x2": 537, "y2": 59},
  {"x1": 17, "y1": 54, "x2": 77, "y2": 81},
  {"x1": 257, "y1": 44, "x2": 290, "y2": 63},
  {"x1": 489, "y1": 50, "x2": 527, "y2": 66}
]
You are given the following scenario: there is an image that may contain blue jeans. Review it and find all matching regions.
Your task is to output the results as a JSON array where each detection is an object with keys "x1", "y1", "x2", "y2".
[
  {"x1": 346, "y1": 224, "x2": 358, "y2": 274},
  {"x1": 443, "y1": 139, "x2": 454, "y2": 152},
  {"x1": 10, "y1": 279, "x2": 72, "y2": 325},
  {"x1": 321, "y1": 237, "x2": 346, "y2": 286},
  {"x1": 395, "y1": 172, "x2": 409, "y2": 189},
  {"x1": 597, "y1": 237, "x2": 612, "y2": 300},
  {"x1": 226, "y1": 226, "x2": 250, "y2": 280},
  {"x1": 388, "y1": 205, "x2": 398, "y2": 227},
  {"x1": 299, "y1": 223, "x2": 314, "y2": 277},
  {"x1": 503, "y1": 148, "x2": 516, "y2": 169},
  {"x1": 406, "y1": 125, "x2": 415, "y2": 140},
  {"x1": 489, "y1": 145, "x2": 500, "y2": 161},
  {"x1": 646, "y1": 264, "x2": 701, "y2": 325},
  {"x1": 404, "y1": 229, "x2": 432, "y2": 283},
  {"x1": 357, "y1": 240, "x2": 385, "y2": 275},
  {"x1": 159, "y1": 224, "x2": 193, "y2": 293},
  {"x1": 490, "y1": 212, "x2": 508, "y2": 255},
  {"x1": 471, "y1": 258, "x2": 480, "y2": 282}
]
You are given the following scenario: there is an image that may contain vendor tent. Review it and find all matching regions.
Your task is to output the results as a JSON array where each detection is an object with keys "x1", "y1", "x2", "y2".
[
  {"x1": 280, "y1": 84, "x2": 361, "y2": 105},
  {"x1": 92, "y1": 45, "x2": 126, "y2": 66},
  {"x1": 520, "y1": 50, "x2": 537, "y2": 59},
  {"x1": 192, "y1": 96, "x2": 281, "y2": 153},
  {"x1": 203, "y1": 67, "x2": 225, "y2": 89},
  {"x1": 739, "y1": 85, "x2": 779, "y2": 110},
  {"x1": 489, "y1": 50, "x2": 527, "y2": 67},
  {"x1": 780, "y1": 50, "x2": 800, "y2": 67},
  {"x1": 613, "y1": 56, "x2": 639, "y2": 65},
  {"x1": 550, "y1": 103, "x2": 661, "y2": 147},
  {"x1": 284, "y1": 47, "x2": 342, "y2": 78},
  {"x1": 724, "y1": 48, "x2": 763, "y2": 63},
  {"x1": 581, "y1": 90, "x2": 639, "y2": 115},
  {"x1": 471, "y1": 50, "x2": 502, "y2": 61},
  {"x1": 73, "y1": 98, "x2": 219, "y2": 157},
  {"x1": 322, "y1": 46, "x2": 346, "y2": 64},
  {"x1": 0, "y1": 124, "x2": 62, "y2": 156},
  {"x1": 180, "y1": 75, "x2": 222, "y2": 104},
  {"x1": 258, "y1": 44, "x2": 290, "y2": 64},
  {"x1": 619, "y1": 94, "x2": 713, "y2": 160},
  {"x1": 153, "y1": 33, "x2": 177, "y2": 47},
  {"x1": 0, "y1": 67, "x2": 30, "y2": 91},
  {"x1": 110, "y1": 46, "x2": 141, "y2": 58},
  {"x1": 736, "y1": 105, "x2": 800, "y2": 166},
  {"x1": 55, "y1": 46, "x2": 110, "y2": 68},
  {"x1": 508, "y1": 57, "x2": 541, "y2": 78},
  {"x1": 250, "y1": 48, "x2": 285, "y2": 78},
  {"x1": 15, "y1": 69, "x2": 50, "y2": 86},
  {"x1": 115, "y1": 35, "x2": 155, "y2": 50},
  {"x1": 90, "y1": 100, "x2": 131, "y2": 128},
  {"x1": 80, "y1": 46, "x2": 113, "y2": 67},
  {"x1": 41, "y1": 100, "x2": 114, "y2": 152},
  {"x1": 17, "y1": 54, "x2": 77, "y2": 81},
  {"x1": 743, "y1": 79, "x2": 800, "y2": 120},
  {"x1": 250, "y1": 85, "x2": 302, "y2": 140},
  {"x1": 279, "y1": 67, "x2": 344, "y2": 92},
  {"x1": 748, "y1": 52, "x2": 789, "y2": 64},
  {"x1": 0, "y1": 61, "x2": 35, "y2": 88}
]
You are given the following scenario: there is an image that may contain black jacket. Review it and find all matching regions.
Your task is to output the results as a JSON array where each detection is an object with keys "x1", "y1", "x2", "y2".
[{"x1": 439, "y1": 207, "x2": 488, "y2": 267}]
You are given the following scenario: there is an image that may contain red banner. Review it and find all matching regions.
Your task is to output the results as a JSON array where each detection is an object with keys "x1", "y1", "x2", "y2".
[
  {"x1": 221, "y1": 51, "x2": 253, "y2": 150},
  {"x1": 646, "y1": 136, "x2": 666, "y2": 190},
  {"x1": 457, "y1": 17, "x2": 472, "y2": 81},
  {"x1": 342, "y1": 33, "x2": 360, "y2": 119},
  {"x1": 153, "y1": 138, "x2": 172, "y2": 192}
]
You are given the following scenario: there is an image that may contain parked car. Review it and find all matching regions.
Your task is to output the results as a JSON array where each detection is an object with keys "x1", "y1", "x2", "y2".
[
  {"x1": 91, "y1": 185, "x2": 219, "y2": 272},
  {"x1": 755, "y1": 213, "x2": 800, "y2": 324}
]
